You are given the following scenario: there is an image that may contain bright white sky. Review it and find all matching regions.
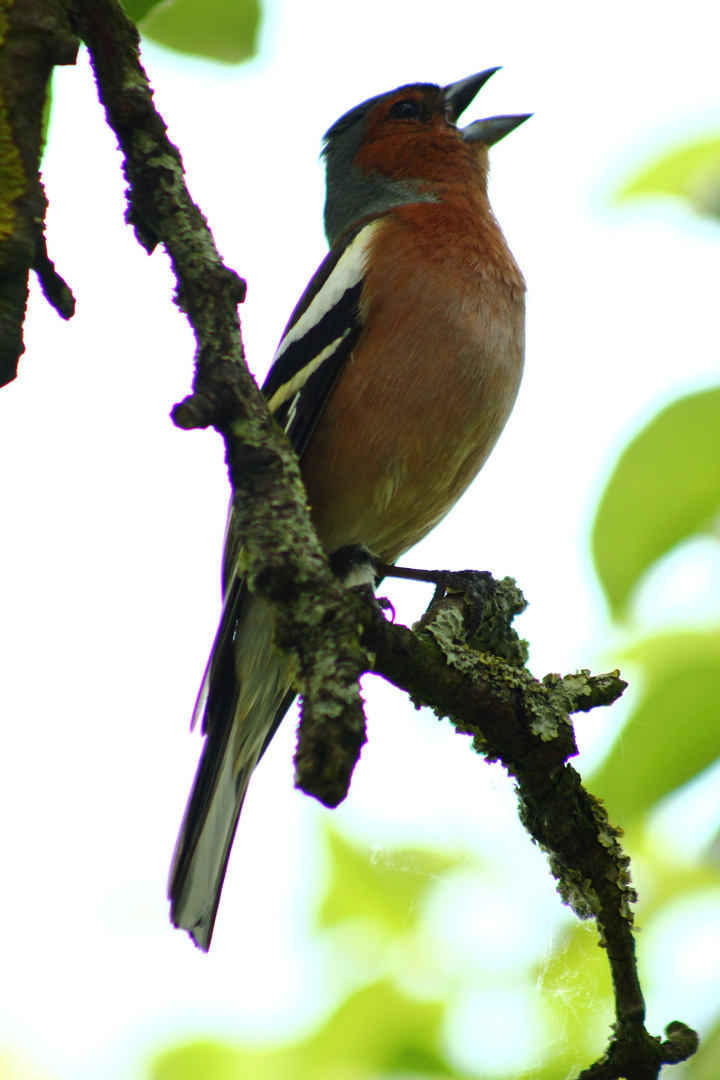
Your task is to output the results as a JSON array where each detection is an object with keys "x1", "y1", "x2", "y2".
[{"x1": 1, "y1": 1, "x2": 720, "y2": 1078}]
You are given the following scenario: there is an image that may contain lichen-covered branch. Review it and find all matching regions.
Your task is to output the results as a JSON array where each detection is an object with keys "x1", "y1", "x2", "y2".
[
  {"x1": 0, "y1": 0, "x2": 77, "y2": 386},
  {"x1": 71, "y1": 0, "x2": 369, "y2": 805},
  {"x1": 361, "y1": 576, "x2": 699, "y2": 1079}
]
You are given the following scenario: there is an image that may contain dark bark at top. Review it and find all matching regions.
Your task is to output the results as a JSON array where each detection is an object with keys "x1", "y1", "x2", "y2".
[{"x1": 0, "y1": 0, "x2": 77, "y2": 385}]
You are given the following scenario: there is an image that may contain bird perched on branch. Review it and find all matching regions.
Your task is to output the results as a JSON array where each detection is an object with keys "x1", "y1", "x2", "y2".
[{"x1": 169, "y1": 69, "x2": 530, "y2": 950}]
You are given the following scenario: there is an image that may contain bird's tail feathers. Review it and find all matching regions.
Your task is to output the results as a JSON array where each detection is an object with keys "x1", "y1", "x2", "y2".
[
  {"x1": 168, "y1": 714, "x2": 258, "y2": 951},
  {"x1": 170, "y1": 589, "x2": 291, "y2": 950}
]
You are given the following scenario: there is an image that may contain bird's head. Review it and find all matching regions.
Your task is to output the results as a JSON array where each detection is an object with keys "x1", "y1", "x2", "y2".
[{"x1": 322, "y1": 69, "x2": 530, "y2": 245}]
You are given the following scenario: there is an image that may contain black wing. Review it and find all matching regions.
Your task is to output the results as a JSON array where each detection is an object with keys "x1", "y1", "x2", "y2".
[{"x1": 210, "y1": 217, "x2": 383, "y2": 724}]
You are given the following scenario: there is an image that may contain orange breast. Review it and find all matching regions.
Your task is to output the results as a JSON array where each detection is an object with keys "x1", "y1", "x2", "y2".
[{"x1": 301, "y1": 200, "x2": 525, "y2": 565}]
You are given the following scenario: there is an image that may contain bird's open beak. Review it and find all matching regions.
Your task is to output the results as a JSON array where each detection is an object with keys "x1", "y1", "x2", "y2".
[
  {"x1": 461, "y1": 113, "x2": 532, "y2": 147},
  {"x1": 443, "y1": 69, "x2": 531, "y2": 147},
  {"x1": 442, "y1": 68, "x2": 500, "y2": 123}
]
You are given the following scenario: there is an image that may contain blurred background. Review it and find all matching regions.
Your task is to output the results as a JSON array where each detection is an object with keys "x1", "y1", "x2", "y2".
[{"x1": 1, "y1": 0, "x2": 720, "y2": 1076}]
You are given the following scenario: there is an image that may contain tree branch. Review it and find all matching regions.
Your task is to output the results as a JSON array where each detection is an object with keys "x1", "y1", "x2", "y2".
[
  {"x1": 0, "y1": 0, "x2": 77, "y2": 385},
  {"x1": 71, "y1": 0, "x2": 370, "y2": 806},
  {"x1": 360, "y1": 577, "x2": 699, "y2": 1079}
]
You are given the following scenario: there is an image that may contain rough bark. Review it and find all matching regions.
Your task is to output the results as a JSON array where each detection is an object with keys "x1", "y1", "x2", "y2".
[{"x1": 0, "y1": 0, "x2": 77, "y2": 384}]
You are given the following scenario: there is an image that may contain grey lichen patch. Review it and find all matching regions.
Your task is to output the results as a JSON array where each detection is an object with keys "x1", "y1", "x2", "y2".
[
  {"x1": 522, "y1": 671, "x2": 587, "y2": 740},
  {"x1": 573, "y1": 668, "x2": 627, "y2": 713},
  {"x1": 524, "y1": 670, "x2": 606, "y2": 742},
  {"x1": 133, "y1": 130, "x2": 157, "y2": 156},
  {"x1": 423, "y1": 603, "x2": 477, "y2": 673},
  {"x1": 546, "y1": 670, "x2": 593, "y2": 702},
  {"x1": 418, "y1": 589, "x2": 626, "y2": 753},
  {"x1": 152, "y1": 157, "x2": 185, "y2": 189},
  {"x1": 538, "y1": 791, "x2": 637, "y2": 933},
  {"x1": 525, "y1": 690, "x2": 568, "y2": 741},
  {"x1": 469, "y1": 576, "x2": 529, "y2": 667},
  {"x1": 551, "y1": 860, "x2": 603, "y2": 922},
  {"x1": 589, "y1": 794, "x2": 638, "y2": 919},
  {"x1": 418, "y1": 590, "x2": 614, "y2": 750},
  {"x1": 304, "y1": 665, "x2": 366, "y2": 722},
  {"x1": 420, "y1": 602, "x2": 524, "y2": 724},
  {"x1": 421, "y1": 597, "x2": 562, "y2": 737}
]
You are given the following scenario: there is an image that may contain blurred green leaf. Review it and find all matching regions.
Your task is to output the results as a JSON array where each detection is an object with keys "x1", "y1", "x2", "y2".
[
  {"x1": 152, "y1": 829, "x2": 482, "y2": 1080},
  {"x1": 532, "y1": 923, "x2": 613, "y2": 1079},
  {"x1": 630, "y1": 833, "x2": 720, "y2": 918},
  {"x1": 319, "y1": 828, "x2": 467, "y2": 934},
  {"x1": 592, "y1": 387, "x2": 720, "y2": 617},
  {"x1": 152, "y1": 1042, "x2": 239, "y2": 1080},
  {"x1": 120, "y1": 0, "x2": 165, "y2": 22},
  {"x1": 0, "y1": 1051, "x2": 58, "y2": 1080},
  {"x1": 151, "y1": 981, "x2": 463, "y2": 1080},
  {"x1": 589, "y1": 629, "x2": 720, "y2": 824},
  {"x1": 138, "y1": 0, "x2": 260, "y2": 64},
  {"x1": 294, "y1": 979, "x2": 452, "y2": 1078},
  {"x1": 617, "y1": 135, "x2": 720, "y2": 219},
  {"x1": 687, "y1": 1011, "x2": 720, "y2": 1080}
]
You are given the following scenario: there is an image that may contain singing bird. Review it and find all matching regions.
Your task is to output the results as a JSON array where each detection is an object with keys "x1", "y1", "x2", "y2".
[{"x1": 170, "y1": 69, "x2": 529, "y2": 949}]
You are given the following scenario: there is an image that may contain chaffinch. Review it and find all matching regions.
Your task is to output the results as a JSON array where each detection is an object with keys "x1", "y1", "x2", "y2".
[{"x1": 170, "y1": 69, "x2": 530, "y2": 950}]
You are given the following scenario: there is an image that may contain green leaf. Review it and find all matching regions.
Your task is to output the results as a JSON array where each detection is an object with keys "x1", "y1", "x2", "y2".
[
  {"x1": 319, "y1": 828, "x2": 467, "y2": 934},
  {"x1": 0, "y1": 1051, "x2": 58, "y2": 1080},
  {"x1": 622, "y1": 832, "x2": 720, "y2": 918},
  {"x1": 532, "y1": 922, "x2": 614, "y2": 1079},
  {"x1": 591, "y1": 386, "x2": 720, "y2": 617},
  {"x1": 120, "y1": 0, "x2": 165, "y2": 22},
  {"x1": 687, "y1": 1010, "x2": 720, "y2": 1080},
  {"x1": 295, "y1": 980, "x2": 452, "y2": 1078},
  {"x1": 151, "y1": 982, "x2": 462, "y2": 1080},
  {"x1": 617, "y1": 135, "x2": 720, "y2": 219},
  {"x1": 589, "y1": 629, "x2": 720, "y2": 824},
  {"x1": 152, "y1": 1042, "x2": 240, "y2": 1080},
  {"x1": 139, "y1": 0, "x2": 260, "y2": 64}
]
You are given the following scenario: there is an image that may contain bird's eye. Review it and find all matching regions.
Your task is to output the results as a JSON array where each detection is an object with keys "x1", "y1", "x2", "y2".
[{"x1": 389, "y1": 99, "x2": 420, "y2": 120}]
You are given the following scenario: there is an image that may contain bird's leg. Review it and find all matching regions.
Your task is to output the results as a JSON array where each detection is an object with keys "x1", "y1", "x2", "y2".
[
  {"x1": 350, "y1": 581, "x2": 396, "y2": 624},
  {"x1": 375, "y1": 564, "x2": 496, "y2": 640}
]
